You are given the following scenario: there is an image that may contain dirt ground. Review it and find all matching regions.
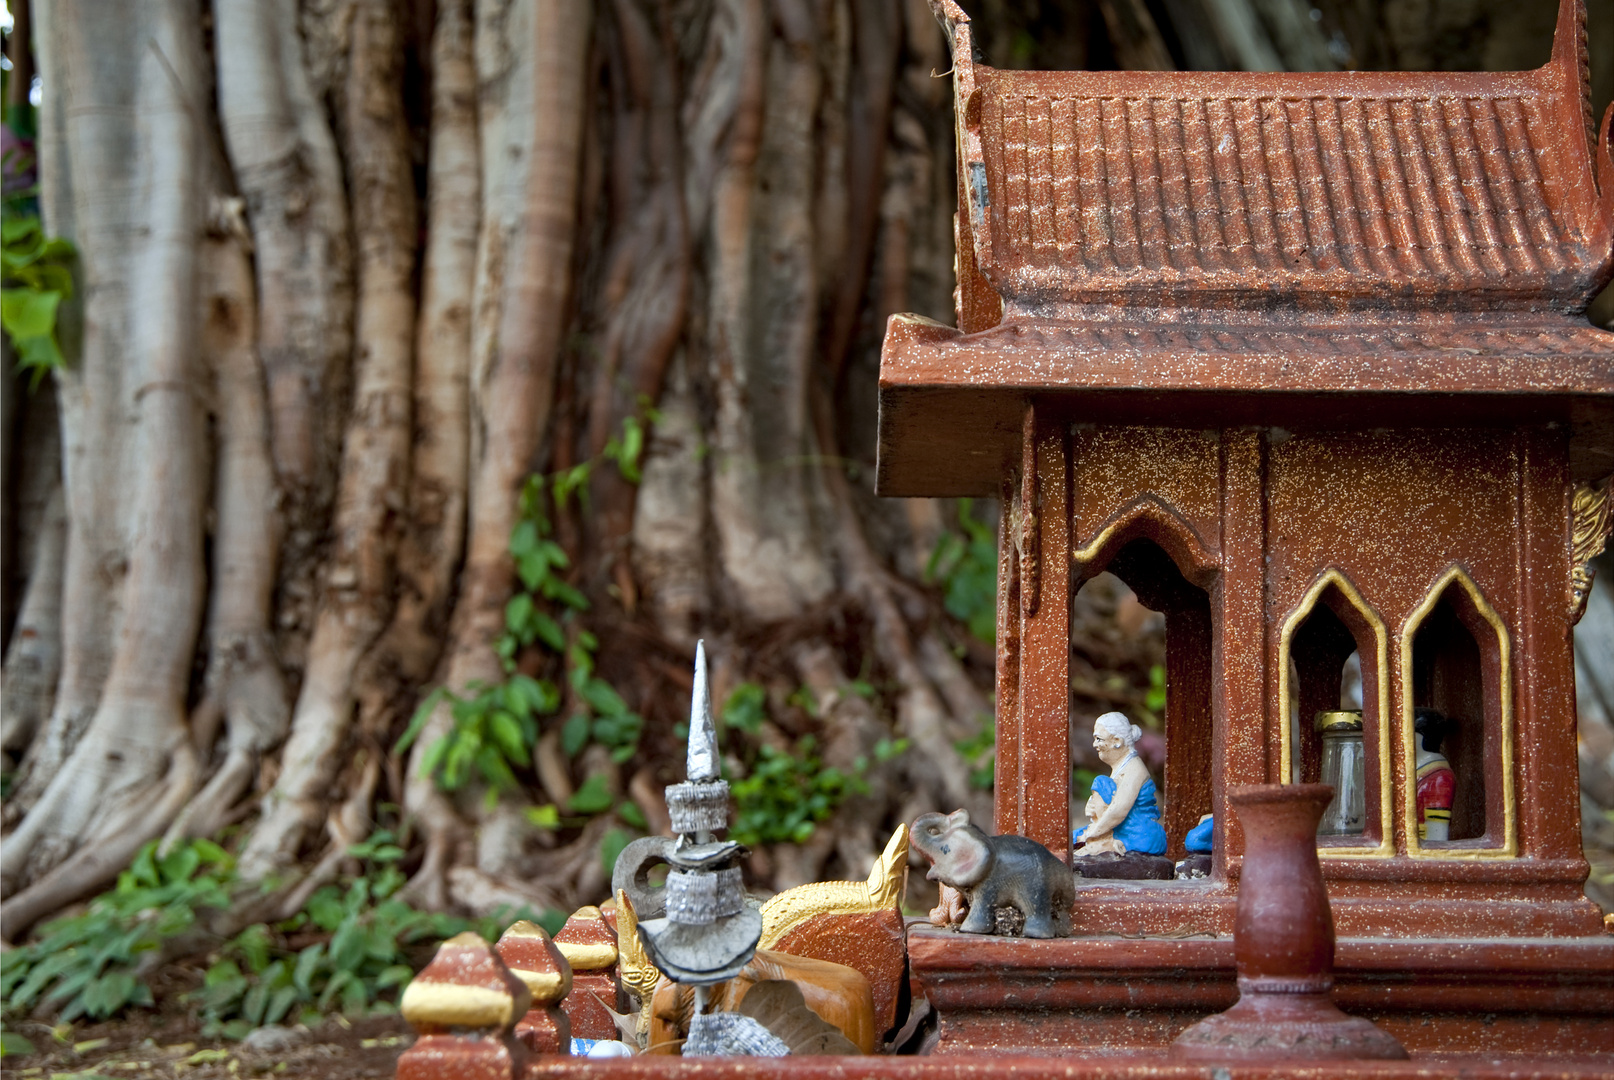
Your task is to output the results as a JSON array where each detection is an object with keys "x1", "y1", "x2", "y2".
[{"x1": 1, "y1": 1012, "x2": 411, "y2": 1080}]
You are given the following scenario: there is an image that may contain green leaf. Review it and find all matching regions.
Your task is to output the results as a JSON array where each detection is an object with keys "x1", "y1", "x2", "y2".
[
  {"x1": 232, "y1": 924, "x2": 272, "y2": 973},
  {"x1": 599, "y1": 828, "x2": 632, "y2": 880},
  {"x1": 418, "y1": 734, "x2": 451, "y2": 782},
  {"x1": 488, "y1": 710, "x2": 528, "y2": 765},
  {"x1": 339, "y1": 973, "x2": 368, "y2": 1016},
  {"x1": 475, "y1": 743, "x2": 518, "y2": 791},
  {"x1": 307, "y1": 889, "x2": 346, "y2": 933},
  {"x1": 442, "y1": 733, "x2": 478, "y2": 791},
  {"x1": 130, "y1": 844, "x2": 160, "y2": 888},
  {"x1": 317, "y1": 969, "x2": 355, "y2": 1013},
  {"x1": 204, "y1": 959, "x2": 246, "y2": 989},
  {"x1": 578, "y1": 678, "x2": 629, "y2": 717},
  {"x1": 242, "y1": 981, "x2": 269, "y2": 1026},
  {"x1": 1, "y1": 288, "x2": 59, "y2": 339},
  {"x1": 524, "y1": 804, "x2": 561, "y2": 829},
  {"x1": 722, "y1": 683, "x2": 768, "y2": 736},
  {"x1": 541, "y1": 577, "x2": 589, "y2": 611},
  {"x1": 191, "y1": 838, "x2": 233, "y2": 870},
  {"x1": 1, "y1": 213, "x2": 40, "y2": 246},
  {"x1": 567, "y1": 774, "x2": 614, "y2": 815},
  {"x1": 376, "y1": 964, "x2": 414, "y2": 990},
  {"x1": 505, "y1": 593, "x2": 535, "y2": 639},
  {"x1": 13, "y1": 330, "x2": 63, "y2": 385},
  {"x1": 561, "y1": 714, "x2": 590, "y2": 758},
  {"x1": 538, "y1": 540, "x2": 570, "y2": 569},
  {"x1": 329, "y1": 921, "x2": 366, "y2": 974},
  {"x1": 396, "y1": 688, "x2": 447, "y2": 755},
  {"x1": 0, "y1": 1031, "x2": 37, "y2": 1058},
  {"x1": 509, "y1": 518, "x2": 540, "y2": 559},
  {"x1": 530, "y1": 612, "x2": 565, "y2": 652},
  {"x1": 88, "y1": 972, "x2": 138, "y2": 1018},
  {"x1": 266, "y1": 985, "x2": 301, "y2": 1026},
  {"x1": 552, "y1": 463, "x2": 593, "y2": 509},
  {"x1": 293, "y1": 944, "x2": 325, "y2": 998},
  {"x1": 616, "y1": 800, "x2": 648, "y2": 829},
  {"x1": 509, "y1": 674, "x2": 560, "y2": 715}
]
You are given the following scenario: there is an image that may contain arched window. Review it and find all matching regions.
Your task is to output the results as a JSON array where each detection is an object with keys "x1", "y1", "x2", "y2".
[
  {"x1": 1402, "y1": 568, "x2": 1516, "y2": 856},
  {"x1": 1278, "y1": 571, "x2": 1392, "y2": 857},
  {"x1": 1072, "y1": 535, "x2": 1213, "y2": 863}
]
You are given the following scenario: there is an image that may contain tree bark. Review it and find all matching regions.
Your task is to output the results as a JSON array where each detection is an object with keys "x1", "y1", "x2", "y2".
[
  {"x1": 241, "y1": 0, "x2": 419, "y2": 882},
  {"x1": 212, "y1": 0, "x2": 353, "y2": 659},
  {"x1": 404, "y1": 0, "x2": 593, "y2": 902},
  {"x1": 2, "y1": 0, "x2": 209, "y2": 935}
]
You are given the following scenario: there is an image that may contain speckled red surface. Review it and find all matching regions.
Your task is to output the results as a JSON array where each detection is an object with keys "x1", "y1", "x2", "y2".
[{"x1": 876, "y1": 0, "x2": 1614, "y2": 1059}]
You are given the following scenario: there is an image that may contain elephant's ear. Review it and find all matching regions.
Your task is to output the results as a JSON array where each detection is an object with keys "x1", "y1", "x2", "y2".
[{"x1": 946, "y1": 808, "x2": 970, "y2": 829}]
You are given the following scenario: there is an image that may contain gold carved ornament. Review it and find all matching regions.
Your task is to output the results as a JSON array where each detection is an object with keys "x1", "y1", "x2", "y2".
[
  {"x1": 613, "y1": 890, "x2": 661, "y2": 1045},
  {"x1": 1570, "y1": 474, "x2": 1613, "y2": 624},
  {"x1": 756, "y1": 825, "x2": 909, "y2": 949}
]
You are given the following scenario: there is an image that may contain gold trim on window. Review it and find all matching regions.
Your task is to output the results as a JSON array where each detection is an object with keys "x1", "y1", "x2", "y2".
[
  {"x1": 1276, "y1": 569, "x2": 1394, "y2": 859},
  {"x1": 1400, "y1": 566, "x2": 1517, "y2": 860}
]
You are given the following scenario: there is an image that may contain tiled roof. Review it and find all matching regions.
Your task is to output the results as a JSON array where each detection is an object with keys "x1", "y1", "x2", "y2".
[{"x1": 943, "y1": 1, "x2": 1613, "y2": 313}]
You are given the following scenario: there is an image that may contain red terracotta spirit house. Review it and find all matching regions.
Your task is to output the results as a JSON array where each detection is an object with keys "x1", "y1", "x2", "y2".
[{"x1": 878, "y1": 0, "x2": 1614, "y2": 1058}]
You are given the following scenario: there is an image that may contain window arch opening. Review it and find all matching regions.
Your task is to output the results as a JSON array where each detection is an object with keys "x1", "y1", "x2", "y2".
[
  {"x1": 1071, "y1": 538, "x2": 1213, "y2": 864},
  {"x1": 1408, "y1": 583, "x2": 1504, "y2": 846},
  {"x1": 1281, "y1": 577, "x2": 1388, "y2": 849}
]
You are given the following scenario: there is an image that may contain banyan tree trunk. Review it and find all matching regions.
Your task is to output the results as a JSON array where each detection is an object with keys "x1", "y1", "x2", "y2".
[{"x1": 0, "y1": 0, "x2": 985, "y2": 939}]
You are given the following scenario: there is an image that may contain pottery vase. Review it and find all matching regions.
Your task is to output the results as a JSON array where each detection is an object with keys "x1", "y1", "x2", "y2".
[{"x1": 1171, "y1": 783, "x2": 1407, "y2": 1061}]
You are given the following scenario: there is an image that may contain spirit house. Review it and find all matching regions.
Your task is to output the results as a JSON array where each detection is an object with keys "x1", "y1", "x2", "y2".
[{"x1": 880, "y1": 0, "x2": 1614, "y2": 1055}]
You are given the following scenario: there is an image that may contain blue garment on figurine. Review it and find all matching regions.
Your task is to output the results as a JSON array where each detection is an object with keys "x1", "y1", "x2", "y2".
[
  {"x1": 1076, "y1": 771, "x2": 1168, "y2": 855},
  {"x1": 1184, "y1": 815, "x2": 1214, "y2": 853}
]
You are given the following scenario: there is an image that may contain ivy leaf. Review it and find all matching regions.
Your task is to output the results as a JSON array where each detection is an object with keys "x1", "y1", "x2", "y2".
[
  {"x1": 0, "y1": 1031, "x2": 37, "y2": 1058},
  {"x1": 509, "y1": 519, "x2": 539, "y2": 559},
  {"x1": 159, "y1": 844, "x2": 201, "y2": 885},
  {"x1": 396, "y1": 688, "x2": 447, "y2": 755},
  {"x1": 616, "y1": 800, "x2": 648, "y2": 829},
  {"x1": 1, "y1": 213, "x2": 39, "y2": 247},
  {"x1": 475, "y1": 744, "x2": 518, "y2": 791},
  {"x1": 266, "y1": 985, "x2": 301, "y2": 1026},
  {"x1": 538, "y1": 540, "x2": 570, "y2": 569},
  {"x1": 489, "y1": 710, "x2": 528, "y2": 765},
  {"x1": 505, "y1": 593, "x2": 535, "y2": 639},
  {"x1": 376, "y1": 964, "x2": 414, "y2": 990},
  {"x1": 568, "y1": 774, "x2": 614, "y2": 815},
  {"x1": 293, "y1": 944, "x2": 325, "y2": 998},
  {"x1": 530, "y1": 612, "x2": 565, "y2": 652},
  {"x1": 578, "y1": 678, "x2": 629, "y2": 717},
  {"x1": 541, "y1": 577, "x2": 589, "y2": 612},
  {"x1": 561, "y1": 714, "x2": 590, "y2": 758},
  {"x1": 418, "y1": 734, "x2": 451, "y2": 782},
  {"x1": 509, "y1": 674, "x2": 560, "y2": 715},
  {"x1": 1, "y1": 288, "x2": 59, "y2": 339},
  {"x1": 599, "y1": 827, "x2": 632, "y2": 879}
]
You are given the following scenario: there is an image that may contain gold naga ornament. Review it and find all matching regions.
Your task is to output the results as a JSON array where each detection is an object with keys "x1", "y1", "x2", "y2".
[{"x1": 1570, "y1": 474, "x2": 1613, "y2": 623}]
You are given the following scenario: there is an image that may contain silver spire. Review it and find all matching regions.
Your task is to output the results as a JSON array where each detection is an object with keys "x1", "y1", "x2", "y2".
[{"x1": 686, "y1": 640, "x2": 718, "y2": 782}]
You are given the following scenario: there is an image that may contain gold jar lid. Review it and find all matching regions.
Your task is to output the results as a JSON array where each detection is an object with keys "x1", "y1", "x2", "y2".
[{"x1": 1315, "y1": 709, "x2": 1363, "y2": 733}]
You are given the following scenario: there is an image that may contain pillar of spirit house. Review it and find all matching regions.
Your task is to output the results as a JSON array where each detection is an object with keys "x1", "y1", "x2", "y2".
[{"x1": 880, "y1": 0, "x2": 1614, "y2": 1056}]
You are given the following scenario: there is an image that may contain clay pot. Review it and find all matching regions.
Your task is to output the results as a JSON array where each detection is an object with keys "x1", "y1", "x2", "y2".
[{"x1": 1172, "y1": 783, "x2": 1406, "y2": 1061}]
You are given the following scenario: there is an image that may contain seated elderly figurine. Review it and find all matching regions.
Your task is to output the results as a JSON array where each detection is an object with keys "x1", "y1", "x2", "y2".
[{"x1": 1074, "y1": 713, "x2": 1169, "y2": 878}]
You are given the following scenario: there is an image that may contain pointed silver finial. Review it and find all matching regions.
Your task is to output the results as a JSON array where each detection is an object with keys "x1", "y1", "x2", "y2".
[{"x1": 687, "y1": 640, "x2": 718, "y2": 782}]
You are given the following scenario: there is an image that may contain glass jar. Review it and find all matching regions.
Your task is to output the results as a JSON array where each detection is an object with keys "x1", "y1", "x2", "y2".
[{"x1": 1315, "y1": 710, "x2": 1365, "y2": 836}]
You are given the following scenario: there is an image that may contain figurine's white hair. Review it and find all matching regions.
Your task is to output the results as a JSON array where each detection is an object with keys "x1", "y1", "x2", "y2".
[{"x1": 1093, "y1": 711, "x2": 1142, "y2": 747}]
